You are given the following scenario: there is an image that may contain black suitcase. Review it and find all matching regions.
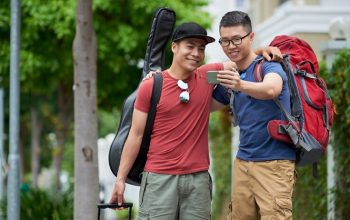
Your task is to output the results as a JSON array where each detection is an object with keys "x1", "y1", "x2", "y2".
[{"x1": 97, "y1": 203, "x2": 133, "y2": 220}]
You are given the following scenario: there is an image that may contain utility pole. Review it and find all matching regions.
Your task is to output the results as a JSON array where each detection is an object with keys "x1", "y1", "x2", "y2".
[{"x1": 7, "y1": 0, "x2": 21, "y2": 219}]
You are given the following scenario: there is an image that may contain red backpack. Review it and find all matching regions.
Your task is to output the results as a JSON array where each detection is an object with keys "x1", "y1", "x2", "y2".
[{"x1": 254, "y1": 35, "x2": 336, "y2": 167}]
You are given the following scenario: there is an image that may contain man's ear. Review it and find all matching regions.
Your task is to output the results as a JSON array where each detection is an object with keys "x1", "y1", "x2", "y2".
[
  {"x1": 250, "y1": 32, "x2": 255, "y2": 42},
  {"x1": 171, "y1": 42, "x2": 178, "y2": 53}
]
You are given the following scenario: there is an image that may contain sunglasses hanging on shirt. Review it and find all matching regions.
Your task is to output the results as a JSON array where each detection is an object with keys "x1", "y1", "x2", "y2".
[{"x1": 177, "y1": 80, "x2": 189, "y2": 103}]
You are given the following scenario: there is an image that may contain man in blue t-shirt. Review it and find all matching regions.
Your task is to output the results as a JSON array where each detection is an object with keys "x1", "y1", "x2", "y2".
[{"x1": 212, "y1": 11, "x2": 296, "y2": 220}]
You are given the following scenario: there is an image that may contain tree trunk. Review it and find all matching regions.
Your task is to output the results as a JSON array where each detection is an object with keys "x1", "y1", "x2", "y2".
[
  {"x1": 30, "y1": 107, "x2": 42, "y2": 188},
  {"x1": 73, "y1": 0, "x2": 99, "y2": 219}
]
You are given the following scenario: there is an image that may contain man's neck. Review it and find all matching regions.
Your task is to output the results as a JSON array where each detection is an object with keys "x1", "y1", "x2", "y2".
[
  {"x1": 168, "y1": 66, "x2": 192, "y2": 80},
  {"x1": 236, "y1": 51, "x2": 257, "y2": 71}
]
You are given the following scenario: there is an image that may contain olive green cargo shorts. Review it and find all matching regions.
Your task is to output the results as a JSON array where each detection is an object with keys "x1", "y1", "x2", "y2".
[{"x1": 137, "y1": 171, "x2": 212, "y2": 220}]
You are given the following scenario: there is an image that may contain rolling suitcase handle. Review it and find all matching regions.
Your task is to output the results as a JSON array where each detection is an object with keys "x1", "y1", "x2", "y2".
[{"x1": 97, "y1": 203, "x2": 133, "y2": 220}]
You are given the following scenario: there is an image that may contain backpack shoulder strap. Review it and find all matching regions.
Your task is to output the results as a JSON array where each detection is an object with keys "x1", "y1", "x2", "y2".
[
  {"x1": 228, "y1": 89, "x2": 238, "y2": 127},
  {"x1": 150, "y1": 73, "x2": 163, "y2": 109},
  {"x1": 141, "y1": 73, "x2": 163, "y2": 148},
  {"x1": 253, "y1": 58, "x2": 300, "y2": 131},
  {"x1": 253, "y1": 58, "x2": 265, "y2": 82}
]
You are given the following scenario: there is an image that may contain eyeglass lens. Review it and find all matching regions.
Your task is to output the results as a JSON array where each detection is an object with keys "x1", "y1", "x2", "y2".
[{"x1": 219, "y1": 32, "x2": 251, "y2": 47}]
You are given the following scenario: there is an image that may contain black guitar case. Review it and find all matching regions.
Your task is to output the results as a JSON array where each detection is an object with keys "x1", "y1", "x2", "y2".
[{"x1": 108, "y1": 8, "x2": 176, "y2": 186}]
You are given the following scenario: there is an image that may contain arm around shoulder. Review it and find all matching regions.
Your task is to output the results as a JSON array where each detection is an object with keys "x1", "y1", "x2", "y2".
[
  {"x1": 210, "y1": 98, "x2": 226, "y2": 112},
  {"x1": 255, "y1": 46, "x2": 282, "y2": 62}
]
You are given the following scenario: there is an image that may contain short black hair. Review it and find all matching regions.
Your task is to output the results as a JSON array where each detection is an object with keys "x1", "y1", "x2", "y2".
[{"x1": 219, "y1": 11, "x2": 252, "y2": 33}]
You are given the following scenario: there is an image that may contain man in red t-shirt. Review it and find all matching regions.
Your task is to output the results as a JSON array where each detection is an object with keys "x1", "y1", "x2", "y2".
[
  {"x1": 109, "y1": 22, "x2": 231, "y2": 220},
  {"x1": 109, "y1": 22, "x2": 281, "y2": 220}
]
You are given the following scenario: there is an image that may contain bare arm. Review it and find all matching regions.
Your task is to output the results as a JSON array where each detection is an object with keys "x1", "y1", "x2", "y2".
[
  {"x1": 223, "y1": 61, "x2": 237, "y2": 70},
  {"x1": 210, "y1": 98, "x2": 226, "y2": 112},
  {"x1": 109, "y1": 109, "x2": 148, "y2": 205},
  {"x1": 218, "y1": 70, "x2": 283, "y2": 100}
]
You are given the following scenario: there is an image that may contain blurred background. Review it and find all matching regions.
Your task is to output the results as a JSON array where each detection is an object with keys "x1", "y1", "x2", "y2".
[{"x1": 0, "y1": 0, "x2": 349, "y2": 219}]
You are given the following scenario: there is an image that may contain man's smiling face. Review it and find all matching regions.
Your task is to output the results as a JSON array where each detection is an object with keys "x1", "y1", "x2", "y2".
[{"x1": 172, "y1": 38, "x2": 206, "y2": 72}]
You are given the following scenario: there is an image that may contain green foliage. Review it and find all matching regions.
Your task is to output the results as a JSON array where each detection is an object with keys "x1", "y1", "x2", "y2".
[
  {"x1": 0, "y1": 0, "x2": 213, "y2": 116},
  {"x1": 321, "y1": 49, "x2": 350, "y2": 219},
  {"x1": 293, "y1": 51, "x2": 350, "y2": 219},
  {"x1": 293, "y1": 159, "x2": 327, "y2": 219},
  {"x1": 61, "y1": 141, "x2": 74, "y2": 176},
  {"x1": 92, "y1": 0, "x2": 212, "y2": 109},
  {"x1": 209, "y1": 109, "x2": 232, "y2": 219},
  {"x1": 0, "y1": 184, "x2": 74, "y2": 220},
  {"x1": 0, "y1": 0, "x2": 76, "y2": 93},
  {"x1": 98, "y1": 109, "x2": 120, "y2": 138},
  {"x1": 115, "y1": 207, "x2": 136, "y2": 220},
  {"x1": 0, "y1": 0, "x2": 214, "y2": 217},
  {"x1": 0, "y1": 0, "x2": 76, "y2": 174}
]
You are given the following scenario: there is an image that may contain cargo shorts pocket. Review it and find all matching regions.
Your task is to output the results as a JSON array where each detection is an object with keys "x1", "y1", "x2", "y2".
[
  {"x1": 138, "y1": 172, "x2": 150, "y2": 219},
  {"x1": 226, "y1": 202, "x2": 232, "y2": 220},
  {"x1": 136, "y1": 209, "x2": 149, "y2": 220},
  {"x1": 275, "y1": 160, "x2": 295, "y2": 183},
  {"x1": 139, "y1": 172, "x2": 149, "y2": 206},
  {"x1": 208, "y1": 172, "x2": 213, "y2": 200},
  {"x1": 274, "y1": 194, "x2": 292, "y2": 218}
]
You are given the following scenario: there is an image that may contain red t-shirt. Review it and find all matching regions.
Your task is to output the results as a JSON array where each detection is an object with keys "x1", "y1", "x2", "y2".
[{"x1": 135, "y1": 63, "x2": 224, "y2": 175}]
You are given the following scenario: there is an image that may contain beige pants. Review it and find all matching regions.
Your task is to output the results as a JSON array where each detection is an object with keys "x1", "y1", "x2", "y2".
[{"x1": 231, "y1": 159, "x2": 296, "y2": 220}]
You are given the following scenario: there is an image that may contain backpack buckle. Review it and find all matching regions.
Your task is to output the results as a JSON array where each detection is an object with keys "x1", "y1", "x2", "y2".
[{"x1": 297, "y1": 69, "x2": 307, "y2": 77}]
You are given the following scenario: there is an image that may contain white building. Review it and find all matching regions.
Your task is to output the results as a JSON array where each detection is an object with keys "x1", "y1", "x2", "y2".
[{"x1": 206, "y1": 0, "x2": 350, "y2": 59}]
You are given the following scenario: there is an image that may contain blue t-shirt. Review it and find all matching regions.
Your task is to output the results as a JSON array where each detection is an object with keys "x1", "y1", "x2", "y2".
[{"x1": 213, "y1": 56, "x2": 296, "y2": 161}]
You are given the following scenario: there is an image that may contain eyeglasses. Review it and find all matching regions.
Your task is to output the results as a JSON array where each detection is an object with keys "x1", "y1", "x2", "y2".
[
  {"x1": 177, "y1": 80, "x2": 189, "y2": 103},
  {"x1": 219, "y1": 32, "x2": 251, "y2": 47}
]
